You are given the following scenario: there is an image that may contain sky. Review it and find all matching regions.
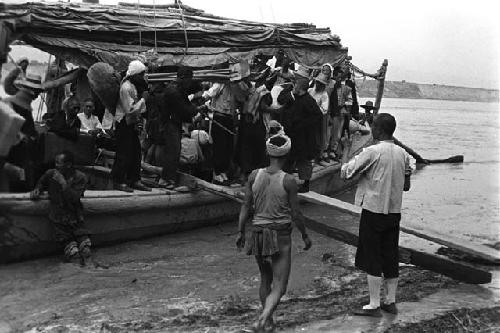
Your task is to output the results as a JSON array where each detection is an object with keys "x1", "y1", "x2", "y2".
[{"x1": 9, "y1": 0, "x2": 500, "y2": 89}]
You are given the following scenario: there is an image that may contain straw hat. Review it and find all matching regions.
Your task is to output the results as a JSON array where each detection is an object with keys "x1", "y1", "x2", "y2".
[
  {"x1": 14, "y1": 73, "x2": 43, "y2": 91},
  {"x1": 315, "y1": 73, "x2": 330, "y2": 85},
  {"x1": 360, "y1": 101, "x2": 377, "y2": 110}
]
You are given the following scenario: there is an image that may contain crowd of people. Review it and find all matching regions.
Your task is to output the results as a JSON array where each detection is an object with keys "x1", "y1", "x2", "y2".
[
  {"x1": 1, "y1": 52, "x2": 412, "y2": 330},
  {"x1": 102, "y1": 53, "x2": 375, "y2": 193},
  {"x1": 1, "y1": 51, "x2": 377, "y2": 194}
]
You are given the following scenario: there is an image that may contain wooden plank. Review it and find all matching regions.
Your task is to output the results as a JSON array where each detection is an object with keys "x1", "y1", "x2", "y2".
[
  {"x1": 301, "y1": 205, "x2": 492, "y2": 284},
  {"x1": 300, "y1": 191, "x2": 500, "y2": 265}
]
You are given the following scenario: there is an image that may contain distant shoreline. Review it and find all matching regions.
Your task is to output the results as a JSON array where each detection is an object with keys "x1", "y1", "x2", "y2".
[
  {"x1": 1, "y1": 64, "x2": 498, "y2": 103},
  {"x1": 357, "y1": 79, "x2": 499, "y2": 103}
]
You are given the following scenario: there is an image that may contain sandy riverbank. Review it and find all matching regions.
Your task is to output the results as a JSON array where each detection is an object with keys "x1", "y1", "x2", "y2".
[{"x1": 0, "y1": 214, "x2": 497, "y2": 333}]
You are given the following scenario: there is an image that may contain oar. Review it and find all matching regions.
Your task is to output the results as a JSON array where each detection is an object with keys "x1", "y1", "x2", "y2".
[
  {"x1": 425, "y1": 155, "x2": 464, "y2": 164},
  {"x1": 393, "y1": 137, "x2": 463, "y2": 164}
]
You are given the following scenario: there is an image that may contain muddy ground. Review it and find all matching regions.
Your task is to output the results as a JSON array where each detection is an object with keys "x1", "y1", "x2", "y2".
[{"x1": 2, "y1": 218, "x2": 497, "y2": 333}]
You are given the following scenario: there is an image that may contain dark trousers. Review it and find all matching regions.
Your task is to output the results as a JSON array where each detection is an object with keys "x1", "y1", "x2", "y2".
[
  {"x1": 238, "y1": 117, "x2": 267, "y2": 174},
  {"x1": 341, "y1": 113, "x2": 351, "y2": 139},
  {"x1": 212, "y1": 114, "x2": 234, "y2": 175},
  {"x1": 355, "y1": 209, "x2": 401, "y2": 278},
  {"x1": 112, "y1": 120, "x2": 141, "y2": 184},
  {"x1": 161, "y1": 122, "x2": 181, "y2": 182}
]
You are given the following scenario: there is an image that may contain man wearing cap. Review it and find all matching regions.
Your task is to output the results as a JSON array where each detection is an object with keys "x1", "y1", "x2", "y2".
[
  {"x1": 3, "y1": 57, "x2": 29, "y2": 96},
  {"x1": 278, "y1": 65, "x2": 323, "y2": 193},
  {"x1": 237, "y1": 133, "x2": 312, "y2": 332},
  {"x1": 111, "y1": 60, "x2": 151, "y2": 192},
  {"x1": 158, "y1": 66, "x2": 203, "y2": 189},
  {"x1": 360, "y1": 100, "x2": 377, "y2": 126},
  {"x1": 3, "y1": 73, "x2": 43, "y2": 190}
]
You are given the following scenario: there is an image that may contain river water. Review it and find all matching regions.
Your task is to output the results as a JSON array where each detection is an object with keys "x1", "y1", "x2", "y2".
[{"x1": 362, "y1": 98, "x2": 500, "y2": 247}]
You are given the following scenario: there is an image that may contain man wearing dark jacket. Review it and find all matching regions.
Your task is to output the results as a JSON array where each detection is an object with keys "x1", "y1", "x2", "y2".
[
  {"x1": 279, "y1": 70, "x2": 323, "y2": 193},
  {"x1": 159, "y1": 67, "x2": 202, "y2": 189}
]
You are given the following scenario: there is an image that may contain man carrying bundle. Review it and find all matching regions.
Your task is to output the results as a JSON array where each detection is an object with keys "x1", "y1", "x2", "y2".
[
  {"x1": 237, "y1": 133, "x2": 312, "y2": 332},
  {"x1": 341, "y1": 113, "x2": 411, "y2": 316},
  {"x1": 112, "y1": 60, "x2": 151, "y2": 192}
]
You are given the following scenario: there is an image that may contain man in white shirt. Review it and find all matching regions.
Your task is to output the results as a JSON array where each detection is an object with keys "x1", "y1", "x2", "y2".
[
  {"x1": 77, "y1": 99, "x2": 103, "y2": 135},
  {"x1": 111, "y1": 60, "x2": 150, "y2": 192},
  {"x1": 341, "y1": 113, "x2": 411, "y2": 317}
]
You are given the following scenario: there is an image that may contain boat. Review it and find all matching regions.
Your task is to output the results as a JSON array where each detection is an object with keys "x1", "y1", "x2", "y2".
[
  {"x1": 0, "y1": 2, "x2": 386, "y2": 263},
  {"x1": 0, "y1": 133, "x2": 372, "y2": 264}
]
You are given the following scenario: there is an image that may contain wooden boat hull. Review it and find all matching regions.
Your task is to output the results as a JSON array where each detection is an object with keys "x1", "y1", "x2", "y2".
[{"x1": 0, "y1": 133, "x2": 368, "y2": 264}]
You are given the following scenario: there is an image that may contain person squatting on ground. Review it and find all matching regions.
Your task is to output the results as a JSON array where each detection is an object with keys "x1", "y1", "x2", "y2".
[
  {"x1": 111, "y1": 60, "x2": 151, "y2": 193},
  {"x1": 340, "y1": 113, "x2": 411, "y2": 316},
  {"x1": 237, "y1": 133, "x2": 312, "y2": 332},
  {"x1": 30, "y1": 151, "x2": 91, "y2": 261}
]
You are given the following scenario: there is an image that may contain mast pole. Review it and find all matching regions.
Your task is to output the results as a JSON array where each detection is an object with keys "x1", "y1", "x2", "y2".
[{"x1": 374, "y1": 59, "x2": 388, "y2": 115}]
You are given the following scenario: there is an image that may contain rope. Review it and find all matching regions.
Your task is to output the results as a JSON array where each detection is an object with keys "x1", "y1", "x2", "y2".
[
  {"x1": 349, "y1": 62, "x2": 383, "y2": 80},
  {"x1": 176, "y1": 0, "x2": 189, "y2": 57}
]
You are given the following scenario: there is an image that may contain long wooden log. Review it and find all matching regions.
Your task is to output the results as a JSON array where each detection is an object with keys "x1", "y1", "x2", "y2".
[
  {"x1": 302, "y1": 210, "x2": 492, "y2": 284},
  {"x1": 300, "y1": 191, "x2": 500, "y2": 265}
]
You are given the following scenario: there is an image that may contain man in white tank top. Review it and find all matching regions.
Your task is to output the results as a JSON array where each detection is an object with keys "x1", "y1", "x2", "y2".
[{"x1": 237, "y1": 132, "x2": 312, "y2": 332}]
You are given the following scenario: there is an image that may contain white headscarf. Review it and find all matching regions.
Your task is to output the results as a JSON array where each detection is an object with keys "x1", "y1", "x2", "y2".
[
  {"x1": 266, "y1": 134, "x2": 291, "y2": 157},
  {"x1": 126, "y1": 60, "x2": 146, "y2": 77}
]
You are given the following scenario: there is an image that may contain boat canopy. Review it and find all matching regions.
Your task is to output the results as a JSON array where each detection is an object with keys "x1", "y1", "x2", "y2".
[{"x1": 0, "y1": 1, "x2": 348, "y2": 70}]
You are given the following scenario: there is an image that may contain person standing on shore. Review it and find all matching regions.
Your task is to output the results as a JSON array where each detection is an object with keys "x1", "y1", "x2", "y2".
[
  {"x1": 236, "y1": 133, "x2": 312, "y2": 332},
  {"x1": 340, "y1": 113, "x2": 411, "y2": 316}
]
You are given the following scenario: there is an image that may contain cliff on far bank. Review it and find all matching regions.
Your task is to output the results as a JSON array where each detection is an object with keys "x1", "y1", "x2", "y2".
[{"x1": 356, "y1": 80, "x2": 499, "y2": 103}]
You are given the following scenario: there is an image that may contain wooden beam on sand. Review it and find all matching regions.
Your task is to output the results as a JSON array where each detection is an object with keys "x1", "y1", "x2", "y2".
[
  {"x1": 300, "y1": 191, "x2": 494, "y2": 284},
  {"x1": 300, "y1": 192, "x2": 500, "y2": 265}
]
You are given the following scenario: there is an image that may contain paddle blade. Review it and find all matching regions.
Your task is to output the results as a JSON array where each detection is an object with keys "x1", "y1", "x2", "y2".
[{"x1": 428, "y1": 155, "x2": 464, "y2": 164}]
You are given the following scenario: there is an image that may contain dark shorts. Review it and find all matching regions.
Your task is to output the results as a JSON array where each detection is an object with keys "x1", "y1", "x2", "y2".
[{"x1": 355, "y1": 209, "x2": 401, "y2": 278}]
